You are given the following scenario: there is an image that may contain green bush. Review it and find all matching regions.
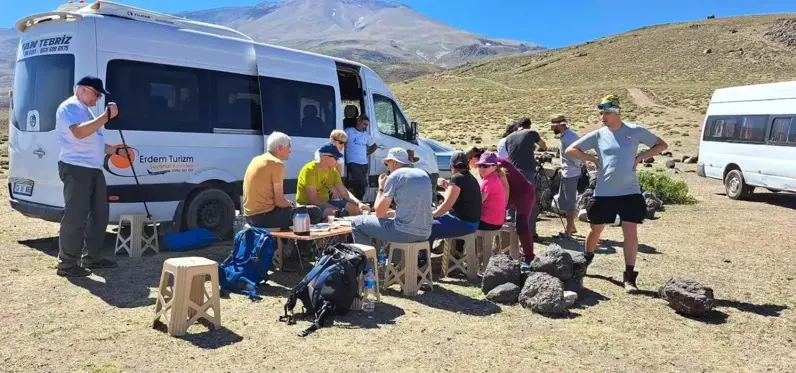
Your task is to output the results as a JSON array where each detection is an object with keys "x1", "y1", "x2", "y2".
[{"x1": 638, "y1": 171, "x2": 697, "y2": 205}]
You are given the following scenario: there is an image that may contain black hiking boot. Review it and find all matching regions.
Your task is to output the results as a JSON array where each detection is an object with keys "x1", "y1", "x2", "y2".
[
  {"x1": 57, "y1": 266, "x2": 91, "y2": 278},
  {"x1": 623, "y1": 271, "x2": 639, "y2": 292},
  {"x1": 82, "y1": 258, "x2": 118, "y2": 269}
]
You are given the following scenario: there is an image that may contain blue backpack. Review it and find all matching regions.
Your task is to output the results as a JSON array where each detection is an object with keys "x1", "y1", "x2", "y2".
[{"x1": 218, "y1": 226, "x2": 275, "y2": 300}]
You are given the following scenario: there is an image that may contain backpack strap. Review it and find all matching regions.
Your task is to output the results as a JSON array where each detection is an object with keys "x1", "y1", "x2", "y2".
[
  {"x1": 297, "y1": 302, "x2": 333, "y2": 337},
  {"x1": 278, "y1": 255, "x2": 333, "y2": 325}
]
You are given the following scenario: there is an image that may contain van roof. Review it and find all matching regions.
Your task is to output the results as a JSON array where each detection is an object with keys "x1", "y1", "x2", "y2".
[
  {"x1": 711, "y1": 80, "x2": 796, "y2": 103},
  {"x1": 16, "y1": 1, "x2": 368, "y2": 70}
]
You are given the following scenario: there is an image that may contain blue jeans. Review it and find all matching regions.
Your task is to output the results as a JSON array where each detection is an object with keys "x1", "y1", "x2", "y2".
[
  {"x1": 350, "y1": 215, "x2": 429, "y2": 244},
  {"x1": 318, "y1": 199, "x2": 349, "y2": 216},
  {"x1": 427, "y1": 213, "x2": 479, "y2": 245}
]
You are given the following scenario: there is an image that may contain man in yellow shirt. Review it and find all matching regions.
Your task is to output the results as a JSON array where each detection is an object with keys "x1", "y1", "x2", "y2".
[
  {"x1": 243, "y1": 132, "x2": 322, "y2": 228},
  {"x1": 297, "y1": 143, "x2": 368, "y2": 218}
]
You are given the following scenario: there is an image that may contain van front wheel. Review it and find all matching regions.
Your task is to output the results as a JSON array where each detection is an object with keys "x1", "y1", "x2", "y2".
[
  {"x1": 183, "y1": 188, "x2": 235, "y2": 238},
  {"x1": 724, "y1": 169, "x2": 753, "y2": 200}
]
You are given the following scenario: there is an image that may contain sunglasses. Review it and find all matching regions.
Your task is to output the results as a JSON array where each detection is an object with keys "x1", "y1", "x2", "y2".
[
  {"x1": 478, "y1": 164, "x2": 494, "y2": 169},
  {"x1": 84, "y1": 87, "x2": 102, "y2": 98}
]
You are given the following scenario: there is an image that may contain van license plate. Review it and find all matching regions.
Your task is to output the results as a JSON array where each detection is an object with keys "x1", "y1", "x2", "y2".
[{"x1": 12, "y1": 180, "x2": 34, "y2": 197}]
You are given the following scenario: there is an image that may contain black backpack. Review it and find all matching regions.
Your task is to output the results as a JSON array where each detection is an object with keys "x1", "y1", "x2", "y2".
[{"x1": 279, "y1": 243, "x2": 367, "y2": 337}]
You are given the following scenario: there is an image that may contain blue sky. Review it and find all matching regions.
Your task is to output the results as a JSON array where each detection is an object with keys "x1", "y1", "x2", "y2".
[{"x1": 3, "y1": 0, "x2": 796, "y2": 48}]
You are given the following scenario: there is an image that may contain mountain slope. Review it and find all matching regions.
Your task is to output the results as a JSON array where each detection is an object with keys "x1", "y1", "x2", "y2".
[
  {"x1": 177, "y1": 0, "x2": 543, "y2": 67},
  {"x1": 392, "y1": 14, "x2": 796, "y2": 155}
]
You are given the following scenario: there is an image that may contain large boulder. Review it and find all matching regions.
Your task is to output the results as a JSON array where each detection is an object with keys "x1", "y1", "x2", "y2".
[
  {"x1": 519, "y1": 272, "x2": 567, "y2": 315},
  {"x1": 486, "y1": 283, "x2": 521, "y2": 304},
  {"x1": 659, "y1": 277, "x2": 715, "y2": 317},
  {"x1": 528, "y1": 245, "x2": 574, "y2": 281},
  {"x1": 481, "y1": 254, "x2": 523, "y2": 294}
]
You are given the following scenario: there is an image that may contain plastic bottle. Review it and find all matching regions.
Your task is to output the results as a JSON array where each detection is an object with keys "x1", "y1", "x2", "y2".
[
  {"x1": 362, "y1": 268, "x2": 377, "y2": 313},
  {"x1": 377, "y1": 244, "x2": 387, "y2": 284}
]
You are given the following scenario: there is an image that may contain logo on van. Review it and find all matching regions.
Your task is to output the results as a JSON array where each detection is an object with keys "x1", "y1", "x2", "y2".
[
  {"x1": 20, "y1": 34, "x2": 73, "y2": 58},
  {"x1": 103, "y1": 144, "x2": 195, "y2": 178}
]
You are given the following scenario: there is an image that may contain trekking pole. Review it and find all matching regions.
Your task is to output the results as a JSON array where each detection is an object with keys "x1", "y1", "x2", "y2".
[{"x1": 109, "y1": 103, "x2": 152, "y2": 220}]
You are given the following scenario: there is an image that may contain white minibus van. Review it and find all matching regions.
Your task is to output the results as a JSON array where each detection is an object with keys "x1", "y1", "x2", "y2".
[
  {"x1": 697, "y1": 81, "x2": 796, "y2": 199},
  {"x1": 7, "y1": 1, "x2": 439, "y2": 237}
]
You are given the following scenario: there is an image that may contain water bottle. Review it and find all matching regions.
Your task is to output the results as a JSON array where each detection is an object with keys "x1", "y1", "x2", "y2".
[
  {"x1": 377, "y1": 244, "x2": 387, "y2": 284},
  {"x1": 362, "y1": 268, "x2": 377, "y2": 313}
]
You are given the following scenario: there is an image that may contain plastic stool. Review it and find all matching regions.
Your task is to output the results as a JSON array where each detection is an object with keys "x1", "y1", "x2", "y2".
[
  {"x1": 476, "y1": 229, "x2": 503, "y2": 273},
  {"x1": 153, "y1": 257, "x2": 221, "y2": 337},
  {"x1": 442, "y1": 233, "x2": 478, "y2": 280},
  {"x1": 500, "y1": 223, "x2": 520, "y2": 260},
  {"x1": 115, "y1": 214, "x2": 159, "y2": 258},
  {"x1": 384, "y1": 241, "x2": 433, "y2": 296},
  {"x1": 348, "y1": 244, "x2": 381, "y2": 310}
]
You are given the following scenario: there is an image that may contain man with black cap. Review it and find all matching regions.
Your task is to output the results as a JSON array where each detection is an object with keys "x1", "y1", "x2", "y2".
[
  {"x1": 550, "y1": 114, "x2": 582, "y2": 238},
  {"x1": 55, "y1": 76, "x2": 127, "y2": 277},
  {"x1": 296, "y1": 142, "x2": 368, "y2": 218}
]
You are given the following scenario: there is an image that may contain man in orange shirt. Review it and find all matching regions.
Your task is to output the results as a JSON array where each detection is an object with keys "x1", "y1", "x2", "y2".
[{"x1": 242, "y1": 131, "x2": 322, "y2": 229}]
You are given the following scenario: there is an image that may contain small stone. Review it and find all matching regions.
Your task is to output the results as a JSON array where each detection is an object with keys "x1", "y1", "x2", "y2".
[
  {"x1": 643, "y1": 157, "x2": 655, "y2": 164},
  {"x1": 643, "y1": 163, "x2": 653, "y2": 168},
  {"x1": 659, "y1": 276, "x2": 715, "y2": 317},
  {"x1": 486, "y1": 283, "x2": 522, "y2": 304},
  {"x1": 686, "y1": 156, "x2": 698, "y2": 164},
  {"x1": 666, "y1": 160, "x2": 676, "y2": 169},
  {"x1": 703, "y1": 48, "x2": 712, "y2": 54},
  {"x1": 563, "y1": 291, "x2": 578, "y2": 308},
  {"x1": 723, "y1": 259, "x2": 731, "y2": 263}
]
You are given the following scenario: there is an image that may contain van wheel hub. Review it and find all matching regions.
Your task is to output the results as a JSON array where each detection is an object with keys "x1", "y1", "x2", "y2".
[{"x1": 198, "y1": 201, "x2": 222, "y2": 228}]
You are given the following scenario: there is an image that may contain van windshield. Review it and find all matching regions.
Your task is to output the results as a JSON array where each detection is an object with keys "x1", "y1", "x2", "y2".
[{"x1": 12, "y1": 54, "x2": 75, "y2": 132}]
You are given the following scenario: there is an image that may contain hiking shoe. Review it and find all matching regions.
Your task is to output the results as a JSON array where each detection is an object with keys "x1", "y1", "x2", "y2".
[
  {"x1": 57, "y1": 266, "x2": 91, "y2": 278},
  {"x1": 82, "y1": 258, "x2": 118, "y2": 269},
  {"x1": 623, "y1": 271, "x2": 639, "y2": 292}
]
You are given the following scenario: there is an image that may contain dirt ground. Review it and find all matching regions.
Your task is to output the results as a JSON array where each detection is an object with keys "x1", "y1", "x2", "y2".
[{"x1": 0, "y1": 159, "x2": 794, "y2": 373}]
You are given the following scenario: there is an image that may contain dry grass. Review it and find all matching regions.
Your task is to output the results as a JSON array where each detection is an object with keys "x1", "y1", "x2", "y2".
[
  {"x1": 391, "y1": 14, "x2": 796, "y2": 154},
  {"x1": 0, "y1": 160, "x2": 794, "y2": 372}
]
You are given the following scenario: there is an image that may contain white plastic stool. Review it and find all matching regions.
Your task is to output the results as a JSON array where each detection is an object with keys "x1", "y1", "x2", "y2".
[
  {"x1": 384, "y1": 241, "x2": 433, "y2": 296},
  {"x1": 500, "y1": 223, "x2": 520, "y2": 260},
  {"x1": 348, "y1": 244, "x2": 381, "y2": 310},
  {"x1": 476, "y1": 229, "x2": 503, "y2": 273},
  {"x1": 115, "y1": 214, "x2": 159, "y2": 258},
  {"x1": 153, "y1": 257, "x2": 221, "y2": 336},
  {"x1": 442, "y1": 233, "x2": 478, "y2": 280}
]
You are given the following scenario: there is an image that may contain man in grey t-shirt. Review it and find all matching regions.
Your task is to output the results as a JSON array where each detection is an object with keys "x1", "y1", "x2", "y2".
[
  {"x1": 550, "y1": 114, "x2": 582, "y2": 238},
  {"x1": 566, "y1": 95, "x2": 668, "y2": 292},
  {"x1": 504, "y1": 117, "x2": 547, "y2": 239},
  {"x1": 350, "y1": 148, "x2": 433, "y2": 245}
]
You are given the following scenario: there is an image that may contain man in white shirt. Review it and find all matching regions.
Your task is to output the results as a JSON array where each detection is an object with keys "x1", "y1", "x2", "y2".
[
  {"x1": 55, "y1": 76, "x2": 127, "y2": 277},
  {"x1": 550, "y1": 114, "x2": 582, "y2": 238},
  {"x1": 344, "y1": 114, "x2": 377, "y2": 200}
]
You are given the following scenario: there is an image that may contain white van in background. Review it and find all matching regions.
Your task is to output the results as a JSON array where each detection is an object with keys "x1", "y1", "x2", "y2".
[
  {"x1": 697, "y1": 81, "x2": 796, "y2": 199},
  {"x1": 7, "y1": 1, "x2": 438, "y2": 237}
]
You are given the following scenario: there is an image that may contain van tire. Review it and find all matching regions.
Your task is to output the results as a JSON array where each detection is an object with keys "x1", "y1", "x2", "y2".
[
  {"x1": 724, "y1": 169, "x2": 753, "y2": 200},
  {"x1": 183, "y1": 188, "x2": 235, "y2": 238}
]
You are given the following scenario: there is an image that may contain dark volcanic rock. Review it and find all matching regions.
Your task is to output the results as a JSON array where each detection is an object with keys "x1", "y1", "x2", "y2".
[
  {"x1": 481, "y1": 254, "x2": 522, "y2": 294},
  {"x1": 529, "y1": 245, "x2": 574, "y2": 281},
  {"x1": 519, "y1": 272, "x2": 567, "y2": 316},
  {"x1": 659, "y1": 277, "x2": 715, "y2": 317},
  {"x1": 486, "y1": 283, "x2": 521, "y2": 304}
]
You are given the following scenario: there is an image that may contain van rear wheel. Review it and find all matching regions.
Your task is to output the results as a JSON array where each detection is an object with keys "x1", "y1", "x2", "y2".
[
  {"x1": 183, "y1": 188, "x2": 235, "y2": 238},
  {"x1": 724, "y1": 169, "x2": 753, "y2": 200}
]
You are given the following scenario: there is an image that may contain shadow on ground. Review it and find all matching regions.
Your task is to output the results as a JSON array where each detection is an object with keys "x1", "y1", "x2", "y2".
[
  {"x1": 20, "y1": 234, "x2": 233, "y2": 309},
  {"x1": 386, "y1": 285, "x2": 501, "y2": 317},
  {"x1": 153, "y1": 319, "x2": 243, "y2": 349},
  {"x1": 714, "y1": 191, "x2": 796, "y2": 210}
]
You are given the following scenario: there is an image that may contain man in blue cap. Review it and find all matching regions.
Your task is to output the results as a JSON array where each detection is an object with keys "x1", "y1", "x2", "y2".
[
  {"x1": 296, "y1": 142, "x2": 368, "y2": 218},
  {"x1": 55, "y1": 76, "x2": 128, "y2": 277}
]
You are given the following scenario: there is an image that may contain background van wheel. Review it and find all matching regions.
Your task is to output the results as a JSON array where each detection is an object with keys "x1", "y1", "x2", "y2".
[
  {"x1": 183, "y1": 188, "x2": 235, "y2": 238},
  {"x1": 724, "y1": 169, "x2": 753, "y2": 200}
]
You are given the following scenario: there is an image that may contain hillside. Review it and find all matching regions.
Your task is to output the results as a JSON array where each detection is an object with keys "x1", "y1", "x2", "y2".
[{"x1": 392, "y1": 14, "x2": 796, "y2": 156}]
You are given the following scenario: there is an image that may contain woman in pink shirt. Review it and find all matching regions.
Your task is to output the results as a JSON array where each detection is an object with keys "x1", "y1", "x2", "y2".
[{"x1": 475, "y1": 151, "x2": 507, "y2": 231}]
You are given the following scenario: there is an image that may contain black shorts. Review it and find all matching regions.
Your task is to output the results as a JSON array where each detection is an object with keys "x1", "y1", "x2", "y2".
[{"x1": 587, "y1": 194, "x2": 646, "y2": 225}]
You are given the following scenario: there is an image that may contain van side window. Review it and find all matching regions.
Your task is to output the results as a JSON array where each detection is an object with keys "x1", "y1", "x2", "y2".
[
  {"x1": 211, "y1": 73, "x2": 261, "y2": 132},
  {"x1": 259, "y1": 76, "x2": 336, "y2": 137},
  {"x1": 373, "y1": 94, "x2": 409, "y2": 141},
  {"x1": 770, "y1": 117, "x2": 796, "y2": 145},
  {"x1": 106, "y1": 60, "x2": 209, "y2": 133},
  {"x1": 703, "y1": 115, "x2": 768, "y2": 144}
]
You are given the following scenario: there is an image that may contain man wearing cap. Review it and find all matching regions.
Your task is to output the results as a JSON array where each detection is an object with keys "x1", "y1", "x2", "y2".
[
  {"x1": 565, "y1": 95, "x2": 668, "y2": 291},
  {"x1": 503, "y1": 117, "x2": 547, "y2": 240},
  {"x1": 296, "y1": 142, "x2": 368, "y2": 218},
  {"x1": 344, "y1": 115, "x2": 377, "y2": 200},
  {"x1": 55, "y1": 76, "x2": 127, "y2": 277},
  {"x1": 550, "y1": 114, "x2": 582, "y2": 238},
  {"x1": 350, "y1": 148, "x2": 433, "y2": 245}
]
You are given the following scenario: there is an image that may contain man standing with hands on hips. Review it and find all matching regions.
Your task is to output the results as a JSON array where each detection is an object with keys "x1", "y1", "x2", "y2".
[
  {"x1": 565, "y1": 95, "x2": 667, "y2": 292},
  {"x1": 55, "y1": 76, "x2": 128, "y2": 277}
]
